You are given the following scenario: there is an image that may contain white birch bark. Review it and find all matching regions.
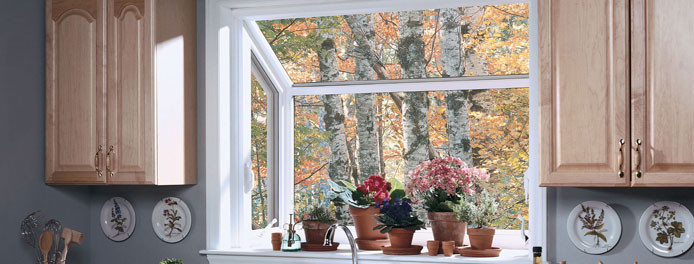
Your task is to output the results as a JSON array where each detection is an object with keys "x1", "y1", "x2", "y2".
[
  {"x1": 319, "y1": 28, "x2": 351, "y2": 220},
  {"x1": 440, "y1": 8, "x2": 473, "y2": 166},
  {"x1": 462, "y1": 6, "x2": 490, "y2": 113},
  {"x1": 347, "y1": 14, "x2": 382, "y2": 181},
  {"x1": 398, "y1": 10, "x2": 431, "y2": 175}
]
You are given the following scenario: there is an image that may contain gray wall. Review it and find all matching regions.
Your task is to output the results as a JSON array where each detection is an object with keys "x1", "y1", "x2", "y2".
[
  {"x1": 548, "y1": 188, "x2": 694, "y2": 263},
  {"x1": 0, "y1": 1, "x2": 206, "y2": 263},
  {"x1": 0, "y1": 1, "x2": 92, "y2": 263}
]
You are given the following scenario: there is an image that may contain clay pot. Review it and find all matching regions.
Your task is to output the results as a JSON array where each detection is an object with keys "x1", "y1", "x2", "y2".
[
  {"x1": 271, "y1": 232, "x2": 282, "y2": 251},
  {"x1": 467, "y1": 228, "x2": 496, "y2": 250},
  {"x1": 349, "y1": 206, "x2": 387, "y2": 240},
  {"x1": 387, "y1": 228, "x2": 415, "y2": 248},
  {"x1": 302, "y1": 220, "x2": 336, "y2": 244},
  {"x1": 428, "y1": 212, "x2": 467, "y2": 253},
  {"x1": 426, "y1": 240, "x2": 440, "y2": 256},
  {"x1": 441, "y1": 241, "x2": 455, "y2": 256}
]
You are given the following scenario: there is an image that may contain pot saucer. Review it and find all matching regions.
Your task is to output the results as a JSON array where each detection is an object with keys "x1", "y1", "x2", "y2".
[
  {"x1": 453, "y1": 244, "x2": 468, "y2": 254},
  {"x1": 301, "y1": 242, "x2": 339, "y2": 251},
  {"x1": 381, "y1": 245, "x2": 423, "y2": 255},
  {"x1": 458, "y1": 246, "x2": 502, "y2": 257},
  {"x1": 355, "y1": 238, "x2": 389, "y2": 250}
]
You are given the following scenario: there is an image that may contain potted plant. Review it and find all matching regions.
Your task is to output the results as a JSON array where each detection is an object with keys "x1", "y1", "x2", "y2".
[
  {"x1": 373, "y1": 198, "x2": 425, "y2": 248},
  {"x1": 328, "y1": 175, "x2": 403, "y2": 249},
  {"x1": 299, "y1": 204, "x2": 337, "y2": 244},
  {"x1": 160, "y1": 258, "x2": 183, "y2": 264},
  {"x1": 450, "y1": 188, "x2": 499, "y2": 250},
  {"x1": 405, "y1": 156, "x2": 488, "y2": 250}
]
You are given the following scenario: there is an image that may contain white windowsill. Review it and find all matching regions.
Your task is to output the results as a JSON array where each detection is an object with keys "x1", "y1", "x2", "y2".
[
  {"x1": 202, "y1": 227, "x2": 529, "y2": 264},
  {"x1": 201, "y1": 247, "x2": 529, "y2": 264}
]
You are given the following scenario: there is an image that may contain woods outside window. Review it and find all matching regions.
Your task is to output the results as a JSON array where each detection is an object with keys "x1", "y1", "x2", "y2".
[{"x1": 249, "y1": 2, "x2": 531, "y2": 234}]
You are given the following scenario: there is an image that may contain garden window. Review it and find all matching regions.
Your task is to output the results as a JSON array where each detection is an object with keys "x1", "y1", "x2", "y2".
[
  {"x1": 250, "y1": 3, "x2": 530, "y2": 231},
  {"x1": 203, "y1": 0, "x2": 544, "y2": 253}
]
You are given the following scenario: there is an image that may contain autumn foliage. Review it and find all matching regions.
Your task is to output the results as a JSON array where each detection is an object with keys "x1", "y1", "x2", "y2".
[{"x1": 252, "y1": 4, "x2": 529, "y2": 229}]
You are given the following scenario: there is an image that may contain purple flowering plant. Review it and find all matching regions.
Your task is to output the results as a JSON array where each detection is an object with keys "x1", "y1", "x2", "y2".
[{"x1": 372, "y1": 198, "x2": 425, "y2": 234}]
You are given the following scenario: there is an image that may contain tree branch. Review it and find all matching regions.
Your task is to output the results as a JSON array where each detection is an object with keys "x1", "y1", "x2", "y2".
[
  {"x1": 424, "y1": 10, "x2": 441, "y2": 69},
  {"x1": 491, "y1": 6, "x2": 527, "y2": 18},
  {"x1": 268, "y1": 19, "x2": 297, "y2": 45},
  {"x1": 295, "y1": 162, "x2": 329, "y2": 186}
]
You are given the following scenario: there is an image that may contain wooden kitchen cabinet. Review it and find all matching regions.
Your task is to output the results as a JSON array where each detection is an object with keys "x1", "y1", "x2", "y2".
[
  {"x1": 630, "y1": 0, "x2": 694, "y2": 186},
  {"x1": 539, "y1": 0, "x2": 631, "y2": 186},
  {"x1": 540, "y1": 0, "x2": 694, "y2": 187},
  {"x1": 46, "y1": 0, "x2": 196, "y2": 185}
]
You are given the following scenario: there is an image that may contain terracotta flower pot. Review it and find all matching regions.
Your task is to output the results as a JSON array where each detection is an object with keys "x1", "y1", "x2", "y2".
[
  {"x1": 426, "y1": 240, "x2": 439, "y2": 256},
  {"x1": 467, "y1": 227, "x2": 495, "y2": 250},
  {"x1": 387, "y1": 228, "x2": 415, "y2": 248},
  {"x1": 302, "y1": 220, "x2": 336, "y2": 244},
  {"x1": 428, "y1": 212, "x2": 467, "y2": 253},
  {"x1": 441, "y1": 241, "x2": 455, "y2": 256},
  {"x1": 349, "y1": 206, "x2": 387, "y2": 240}
]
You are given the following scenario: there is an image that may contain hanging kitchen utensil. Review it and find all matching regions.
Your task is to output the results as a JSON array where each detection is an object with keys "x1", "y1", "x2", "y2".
[
  {"x1": 43, "y1": 219, "x2": 63, "y2": 264},
  {"x1": 20, "y1": 211, "x2": 44, "y2": 262}
]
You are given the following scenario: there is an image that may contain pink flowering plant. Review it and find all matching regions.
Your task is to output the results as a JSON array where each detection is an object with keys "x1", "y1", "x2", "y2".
[
  {"x1": 328, "y1": 175, "x2": 405, "y2": 208},
  {"x1": 405, "y1": 156, "x2": 489, "y2": 212}
]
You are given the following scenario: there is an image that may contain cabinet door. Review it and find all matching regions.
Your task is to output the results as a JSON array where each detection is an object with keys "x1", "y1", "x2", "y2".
[
  {"x1": 46, "y1": 0, "x2": 106, "y2": 184},
  {"x1": 539, "y1": 0, "x2": 630, "y2": 186},
  {"x1": 106, "y1": 0, "x2": 154, "y2": 184},
  {"x1": 631, "y1": 0, "x2": 694, "y2": 186}
]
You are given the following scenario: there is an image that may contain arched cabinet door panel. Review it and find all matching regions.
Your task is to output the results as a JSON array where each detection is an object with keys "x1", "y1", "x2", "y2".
[
  {"x1": 46, "y1": 0, "x2": 106, "y2": 184},
  {"x1": 107, "y1": 0, "x2": 154, "y2": 184}
]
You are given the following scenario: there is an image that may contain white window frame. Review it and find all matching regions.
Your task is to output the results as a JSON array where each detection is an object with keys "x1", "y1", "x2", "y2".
[{"x1": 204, "y1": 0, "x2": 545, "y2": 258}]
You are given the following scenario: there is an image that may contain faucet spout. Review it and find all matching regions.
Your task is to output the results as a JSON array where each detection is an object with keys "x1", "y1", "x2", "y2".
[{"x1": 323, "y1": 223, "x2": 358, "y2": 264}]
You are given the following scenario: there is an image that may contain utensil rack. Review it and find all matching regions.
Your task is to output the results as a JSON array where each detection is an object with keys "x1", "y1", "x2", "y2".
[{"x1": 20, "y1": 211, "x2": 83, "y2": 264}]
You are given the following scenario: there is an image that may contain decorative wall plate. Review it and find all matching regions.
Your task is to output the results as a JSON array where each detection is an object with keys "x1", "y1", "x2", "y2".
[
  {"x1": 566, "y1": 201, "x2": 621, "y2": 254},
  {"x1": 639, "y1": 201, "x2": 694, "y2": 257},
  {"x1": 152, "y1": 197, "x2": 191, "y2": 243},
  {"x1": 100, "y1": 197, "x2": 136, "y2": 241}
]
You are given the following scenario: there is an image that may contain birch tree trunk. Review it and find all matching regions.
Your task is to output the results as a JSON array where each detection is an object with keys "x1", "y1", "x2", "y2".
[
  {"x1": 319, "y1": 31, "x2": 351, "y2": 220},
  {"x1": 462, "y1": 6, "x2": 490, "y2": 113},
  {"x1": 347, "y1": 14, "x2": 382, "y2": 181},
  {"x1": 440, "y1": 8, "x2": 473, "y2": 166},
  {"x1": 398, "y1": 11, "x2": 431, "y2": 175}
]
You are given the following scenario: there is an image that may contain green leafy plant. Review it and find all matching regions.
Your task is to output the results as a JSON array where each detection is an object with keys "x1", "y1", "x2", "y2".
[
  {"x1": 450, "y1": 189, "x2": 499, "y2": 228},
  {"x1": 160, "y1": 258, "x2": 183, "y2": 264},
  {"x1": 300, "y1": 204, "x2": 336, "y2": 223},
  {"x1": 578, "y1": 204, "x2": 607, "y2": 246},
  {"x1": 650, "y1": 205, "x2": 685, "y2": 250},
  {"x1": 373, "y1": 198, "x2": 425, "y2": 233}
]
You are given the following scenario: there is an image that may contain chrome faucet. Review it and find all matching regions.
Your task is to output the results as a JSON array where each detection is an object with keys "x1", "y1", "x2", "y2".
[{"x1": 324, "y1": 223, "x2": 358, "y2": 264}]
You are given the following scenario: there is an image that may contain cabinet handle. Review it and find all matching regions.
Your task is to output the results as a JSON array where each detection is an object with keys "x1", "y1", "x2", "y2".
[
  {"x1": 617, "y1": 138, "x2": 625, "y2": 178},
  {"x1": 106, "y1": 145, "x2": 115, "y2": 177},
  {"x1": 95, "y1": 145, "x2": 103, "y2": 177},
  {"x1": 635, "y1": 139, "x2": 642, "y2": 178}
]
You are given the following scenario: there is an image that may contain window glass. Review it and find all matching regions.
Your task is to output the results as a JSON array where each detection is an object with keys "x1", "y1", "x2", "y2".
[
  {"x1": 257, "y1": 4, "x2": 529, "y2": 83},
  {"x1": 293, "y1": 88, "x2": 529, "y2": 229},
  {"x1": 251, "y1": 73, "x2": 269, "y2": 229}
]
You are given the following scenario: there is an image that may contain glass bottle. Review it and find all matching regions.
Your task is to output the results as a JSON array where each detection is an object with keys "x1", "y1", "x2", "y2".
[
  {"x1": 281, "y1": 214, "x2": 302, "y2": 252},
  {"x1": 533, "y1": 246, "x2": 542, "y2": 264}
]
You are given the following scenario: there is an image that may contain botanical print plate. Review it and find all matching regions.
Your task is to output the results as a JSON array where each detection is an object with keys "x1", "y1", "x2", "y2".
[
  {"x1": 566, "y1": 201, "x2": 621, "y2": 254},
  {"x1": 152, "y1": 197, "x2": 191, "y2": 243},
  {"x1": 638, "y1": 201, "x2": 694, "y2": 257},
  {"x1": 100, "y1": 197, "x2": 136, "y2": 242}
]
